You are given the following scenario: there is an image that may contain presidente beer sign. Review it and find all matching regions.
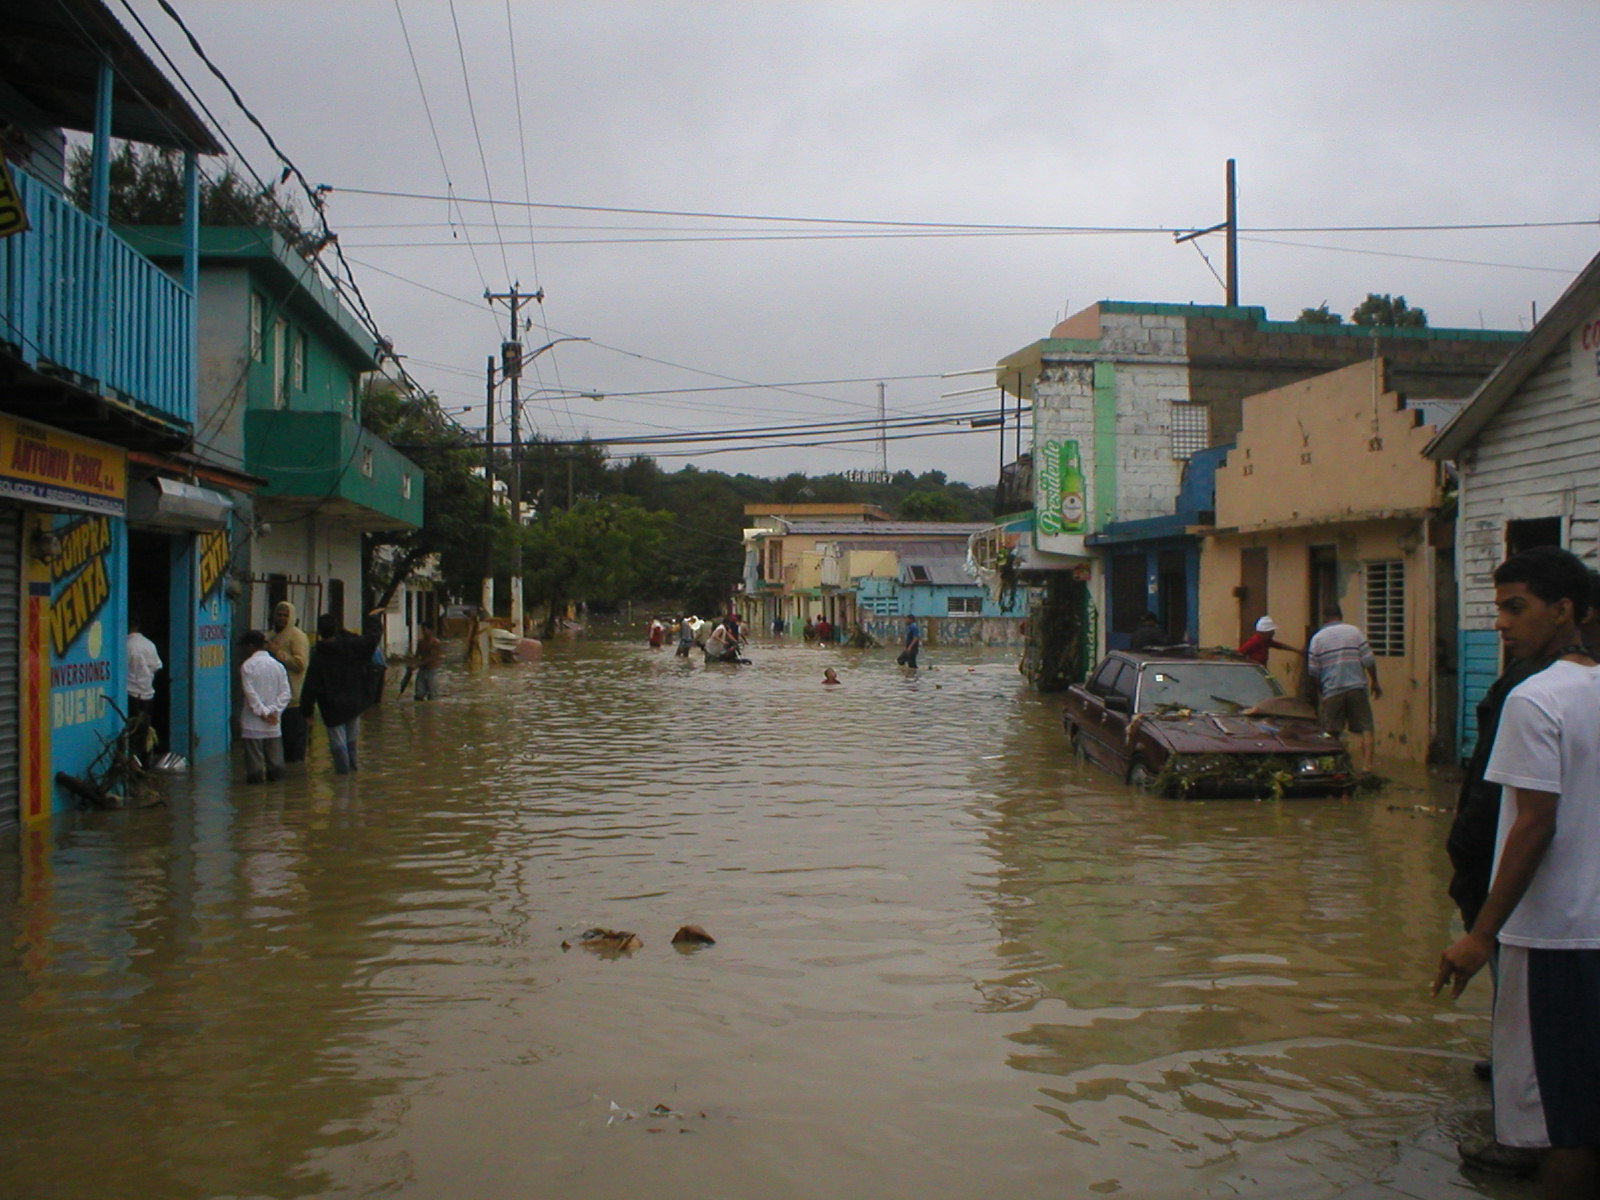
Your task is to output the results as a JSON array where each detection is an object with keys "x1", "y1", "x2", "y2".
[
  {"x1": 0, "y1": 416, "x2": 124, "y2": 516},
  {"x1": 1036, "y1": 438, "x2": 1088, "y2": 538}
]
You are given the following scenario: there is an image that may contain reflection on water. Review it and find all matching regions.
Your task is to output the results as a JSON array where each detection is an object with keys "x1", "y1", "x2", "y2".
[{"x1": 0, "y1": 641, "x2": 1526, "y2": 1199}]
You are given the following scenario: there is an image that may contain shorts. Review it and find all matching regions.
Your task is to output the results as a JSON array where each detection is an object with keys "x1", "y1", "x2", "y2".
[
  {"x1": 1493, "y1": 943, "x2": 1600, "y2": 1148},
  {"x1": 1319, "y1": 688, "x2": 1373, "y2": 734}
]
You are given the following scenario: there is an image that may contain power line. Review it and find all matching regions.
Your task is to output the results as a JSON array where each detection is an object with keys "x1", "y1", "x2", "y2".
[
  {"x1": 323, "y1": 184, "x2": 1600, "y2": 236},
  {"x1": 445, "y1": 0, "x2": 512, "y2": 282},
  {"x1": 391, "y1": 0, "x2": 494, "y2": 299}
]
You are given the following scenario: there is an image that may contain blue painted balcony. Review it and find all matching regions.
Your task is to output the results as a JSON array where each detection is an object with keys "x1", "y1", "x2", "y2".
[{"x1": 0, "y1": 170, "x2": 194, "y2": 433}]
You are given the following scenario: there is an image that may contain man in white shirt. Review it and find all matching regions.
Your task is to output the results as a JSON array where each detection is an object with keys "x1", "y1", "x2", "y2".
[
  {"x1": 239, "y1": 629, "x2": 292, "y2": 783},
  {"x1": 126, "y1": 615, "x2": 162, "y2": 762},
  {"x1": 1435, "y1": 546, "x2": 1600, "y2": 1195},
  {"x1": 1307, "y1": 606, "x2": 1381, "y2": 772}
]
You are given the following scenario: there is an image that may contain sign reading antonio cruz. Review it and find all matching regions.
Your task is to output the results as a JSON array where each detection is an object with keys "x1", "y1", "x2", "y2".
[{"x1": 0, "y1": 416, "x2": 125, "y2": 516}]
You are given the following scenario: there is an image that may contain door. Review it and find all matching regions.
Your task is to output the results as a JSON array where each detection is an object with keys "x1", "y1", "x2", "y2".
[
  {"x1": 0, "y1": 504, "x2": 20, "y2": 827},
  {"x1": 1238, "y1": 546, "x2": 1268, "y2": 643}
]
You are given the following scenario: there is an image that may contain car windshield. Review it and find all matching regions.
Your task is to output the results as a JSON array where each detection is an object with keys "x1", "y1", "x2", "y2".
[{"x1": 1135, "y1": 662, "x2": 1283, "y2": 713}]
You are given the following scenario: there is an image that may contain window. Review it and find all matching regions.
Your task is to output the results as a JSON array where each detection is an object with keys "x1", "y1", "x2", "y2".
[
  {"x1": 293, "y1": 332, "x2": 308, "y2": 391},
  {"x1": 906, "y1": 564, "x2": 931, "y2": 583},
  {"x1": 947, "y1": 595, "x2": 982, "y2": 615},
  {"x1": 249, "y1": 294, "x2": 265, "y2": 362},
  {"x1": 272, "y1": 318, "x2": 288, "y2": 408},
  {"x1": 361, "y1": 448, "x2": 375, "y2": 478},
  {"x1": 401, "y1": 473, "x2": 412, "y2": 500},
  {"x1": 1506, "y1": 517, "x2": 1561, "y2": 556},
  {"x1": 1169, "y1": 400, "x2": 1210, "y2": 460},
  {"x1": 1366, "y1": 560, "x2": 1405, "y2": 656}
]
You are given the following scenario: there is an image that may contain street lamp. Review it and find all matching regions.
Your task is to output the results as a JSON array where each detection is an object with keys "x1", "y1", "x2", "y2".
[{"x1": 507, "y1": 336, "x2": 590, "y2": 634}]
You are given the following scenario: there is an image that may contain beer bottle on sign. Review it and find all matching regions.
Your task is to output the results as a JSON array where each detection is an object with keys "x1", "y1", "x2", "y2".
[{"x1": 1060, "y1": 442, "x2": 1086, "y2": 533}]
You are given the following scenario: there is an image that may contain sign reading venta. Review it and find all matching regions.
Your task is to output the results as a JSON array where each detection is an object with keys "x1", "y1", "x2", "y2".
[{"x1": 0, "y1": 416, "x2": 126, "y2": 516}]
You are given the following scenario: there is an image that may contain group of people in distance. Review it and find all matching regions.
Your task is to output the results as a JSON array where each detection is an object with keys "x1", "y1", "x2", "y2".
[{"x1": 648, "y1": 613, "x2": 747, "y2": 663}]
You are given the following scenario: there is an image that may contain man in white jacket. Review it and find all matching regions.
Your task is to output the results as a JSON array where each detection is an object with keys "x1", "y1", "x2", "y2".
[{"x1": 239, "y1": 629, "x2": 292, "y2": 783}]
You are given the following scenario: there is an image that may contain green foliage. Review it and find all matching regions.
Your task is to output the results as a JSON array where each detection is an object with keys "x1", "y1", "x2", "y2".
[
  {"x1": 898, "y1": 489, "x2": 964, "y2": 520},
  {"x1": 520, "y1": 497, "x2": 673, "y2": 631},
  {"x1": 69, "y1": 141, "x2": 310, "y2": 250},
  {"x1": 1351, "y1": 293, "x2": 1427, "y2": 328},
  {"x1": 1296, "y1": 304, "x2": 1344, "y2": 325},
  {"x1": 359, "y1": 378, "x2": 500, "y2": 605}
]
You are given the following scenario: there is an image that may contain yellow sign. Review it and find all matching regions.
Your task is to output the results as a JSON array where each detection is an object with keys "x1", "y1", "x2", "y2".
[
  {"x1": 0, "y1": 150, "x2": 28, "y2": 239},
  {"x1": 198, "y1": 528, "x2": 229, "y2": 599},
  {"x1": 0, "y1": 415, "x2": 125, "y2": 515}
]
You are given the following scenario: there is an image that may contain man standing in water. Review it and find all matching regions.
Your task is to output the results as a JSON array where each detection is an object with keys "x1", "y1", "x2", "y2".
[
  {"x1": 268, "y1": 601, "x2": 310, "y2": 763},
  {"x1": 898, "y1": 615, "x2": 921, "y2": 668},
  {"x1": 1435, "y1": 547, "x2": 1600, "y2": 1198},
  {"x1": 1307, "y1": 605, "x2": 1381, "y2": 772},
  {"x1": 300, "y1": 613, "x2": 378, "y2": 774}
]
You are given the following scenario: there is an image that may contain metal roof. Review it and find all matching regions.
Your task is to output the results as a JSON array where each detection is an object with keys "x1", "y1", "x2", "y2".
[{"x1": 2, "y1": 0, "x2": 222, "y2": 154}]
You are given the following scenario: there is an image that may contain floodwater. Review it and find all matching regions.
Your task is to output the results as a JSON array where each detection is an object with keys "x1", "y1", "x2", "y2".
[{"x1": 0, "y1": 640, "x2": 1529, "y2": 1200}]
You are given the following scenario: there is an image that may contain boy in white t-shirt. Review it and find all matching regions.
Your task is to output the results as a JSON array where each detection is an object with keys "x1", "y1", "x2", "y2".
[{"x1": 1435, "y1": 546, "x2": 1600, "y2": 1195}]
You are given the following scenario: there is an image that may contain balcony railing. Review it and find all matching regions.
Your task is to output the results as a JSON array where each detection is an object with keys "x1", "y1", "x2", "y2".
[{"x1": 0, "y1": 170, "x2": 193, "y2": 428}]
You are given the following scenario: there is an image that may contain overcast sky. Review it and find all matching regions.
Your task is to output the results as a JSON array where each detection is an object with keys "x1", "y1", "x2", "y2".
[{"x1": 122, "y1": 1, "x2": 1600, "y2": 486}]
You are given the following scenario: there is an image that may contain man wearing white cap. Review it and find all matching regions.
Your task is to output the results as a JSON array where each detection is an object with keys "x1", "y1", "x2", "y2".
[{"x1": 1237, "y1": 615, "x2": 1300, "y2": 666}]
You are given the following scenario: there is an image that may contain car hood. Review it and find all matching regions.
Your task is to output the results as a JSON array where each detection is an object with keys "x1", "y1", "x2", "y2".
[{"x1": 1136, "y1": 712, "x2": 1344, "y2": 756}]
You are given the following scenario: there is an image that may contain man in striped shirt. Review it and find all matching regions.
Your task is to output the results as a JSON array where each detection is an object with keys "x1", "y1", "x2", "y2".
[{"x1": 1307, "y1": 605, "x2": 1382, "y2": 772}]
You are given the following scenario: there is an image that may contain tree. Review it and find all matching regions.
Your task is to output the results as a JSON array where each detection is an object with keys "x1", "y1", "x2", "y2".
[
  {"x1": 1297, "y1": 304, "x2": 1344, "y2": 325},
  {"x1": 69, "y1": 141, "x2": 312, "y2": 251},
  {"x1": 520, "y1": 497, "x2": 673, "y2": 636},
  {"x1": 899, "y1": 489, "x2": 963, "y2": 521},
  {"x1": 359, "y1": 378, "x2": 500, "y2": 608},
  {"x1": 1351, "y1": 293, "x2": 1427, "y2": 328}
]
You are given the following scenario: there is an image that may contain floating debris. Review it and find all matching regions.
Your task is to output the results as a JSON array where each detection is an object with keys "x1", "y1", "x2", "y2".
[
  {"x1": 561, "y1": 928, "x2": 643, "y2": 954},
  {"x1": 671, "y1": 924, "x2": 716, "y2": 946}
]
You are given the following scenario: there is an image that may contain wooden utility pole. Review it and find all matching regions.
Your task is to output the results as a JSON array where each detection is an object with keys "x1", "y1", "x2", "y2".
[
  {"x1": 1225, "y1": 158, "x2": 1238, "y2": 306},
  {"x1": 1174, "y1": 157, "x2": 1240, "y2": 306}
]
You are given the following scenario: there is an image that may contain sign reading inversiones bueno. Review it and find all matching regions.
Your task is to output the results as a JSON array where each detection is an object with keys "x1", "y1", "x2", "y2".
[{"x1": 0, "y1": 415, "x2": 125, "y2": 516}]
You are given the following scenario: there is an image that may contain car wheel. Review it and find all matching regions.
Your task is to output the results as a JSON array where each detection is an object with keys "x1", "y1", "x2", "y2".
[
  {"x1": 1127, "y1": 758, "x2": 1160, "y2": 793},
  {"x1": 1066, "y1": 722, "x2": 1086, "y2": 759}
]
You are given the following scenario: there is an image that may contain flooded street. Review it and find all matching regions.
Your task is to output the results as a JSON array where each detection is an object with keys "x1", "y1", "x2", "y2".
[{"x1": 0, "y1": 640, "x2": 1528, "y2": 1200}]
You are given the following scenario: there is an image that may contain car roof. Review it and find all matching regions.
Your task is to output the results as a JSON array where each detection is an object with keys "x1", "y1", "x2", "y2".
[{"x1": 1107, "y1": 649, "x2": 1258, "y2": 668}]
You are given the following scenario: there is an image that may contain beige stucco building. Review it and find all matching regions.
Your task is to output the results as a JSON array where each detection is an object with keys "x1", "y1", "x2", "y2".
[{"x1": 1199, "y1": 360, "x2": 1450, "y2": 764}]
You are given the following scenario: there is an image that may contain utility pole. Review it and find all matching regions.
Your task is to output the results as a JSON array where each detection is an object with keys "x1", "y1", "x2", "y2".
[
  {"x1": 1225, "y1": 158, "x2": 1238, "y2": 307},
  {"x1": 481, "y1": 355, "x2": 496, "y2": 619},
  {"x1": 486, "y1": 286, "x2": 531, "y2": 634},
  {"x1": 1174, "y1": 157, "x2": 1240, "y2": 307},
  {"x1": 877, "y1": 381, "x2": 888, "y2": 477}
]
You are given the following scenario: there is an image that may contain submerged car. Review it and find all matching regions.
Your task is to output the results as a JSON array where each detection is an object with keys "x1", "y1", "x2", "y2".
[{"x1": 1063, "y1": 650, "x2": 1356, "y2": 798}]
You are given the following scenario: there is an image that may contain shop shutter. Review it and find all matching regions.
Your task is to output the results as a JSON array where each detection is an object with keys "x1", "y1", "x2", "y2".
[{"x1": 0, "y1": 504, "x2": 20, "y2": 828}]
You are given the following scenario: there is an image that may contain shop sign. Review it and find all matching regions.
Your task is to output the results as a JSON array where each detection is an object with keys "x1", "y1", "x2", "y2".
[
  {"x1": 0, "y1": 150, "x2": 28, "y2": 239},
  {"x1": 0, "y1": 416, "x2": 125, "y2": 515}
]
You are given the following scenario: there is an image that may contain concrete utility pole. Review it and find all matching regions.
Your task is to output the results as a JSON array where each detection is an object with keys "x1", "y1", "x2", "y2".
[
  {"x1": 486, "y1": 286, "x2": 533, "y2": 633},
  {"x1": 481, "y1": 355, "x2": 496, "y2": 619},
  {"x1": 483, "y1": 282, "x2": 588, "y2": 636}
]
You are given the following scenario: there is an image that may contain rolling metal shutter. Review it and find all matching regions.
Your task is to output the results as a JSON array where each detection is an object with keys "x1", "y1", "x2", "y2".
[{"x1": 0, "y1": 504, "x2": 19, "y2": 827}]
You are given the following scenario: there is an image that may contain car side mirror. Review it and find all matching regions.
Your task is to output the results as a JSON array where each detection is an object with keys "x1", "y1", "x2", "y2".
[{"x1": 1104, "y1": 694, "x2": 1131, "y2": 713}]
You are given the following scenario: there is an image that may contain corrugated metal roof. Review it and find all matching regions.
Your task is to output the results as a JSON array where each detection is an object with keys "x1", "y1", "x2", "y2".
[{"x1": 780, "y1": 520, "x2": 987, "y2": 536}]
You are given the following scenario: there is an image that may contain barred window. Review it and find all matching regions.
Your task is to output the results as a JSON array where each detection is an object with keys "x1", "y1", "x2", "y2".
[
  {"x1": 1169, "y1": 401, "x2": 1210, "y2": 460},
  {"x1": 1365, "y1": 560, "x2": 1405, "y2": 656},
  {"x1": 947, "y1": 595, "x2": 983, "y2": 615}
]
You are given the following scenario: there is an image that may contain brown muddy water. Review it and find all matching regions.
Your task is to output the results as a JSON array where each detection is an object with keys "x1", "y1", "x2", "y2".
[{"x1": 0, "y1": 640, "x2": 1528, "y2": 1200}]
